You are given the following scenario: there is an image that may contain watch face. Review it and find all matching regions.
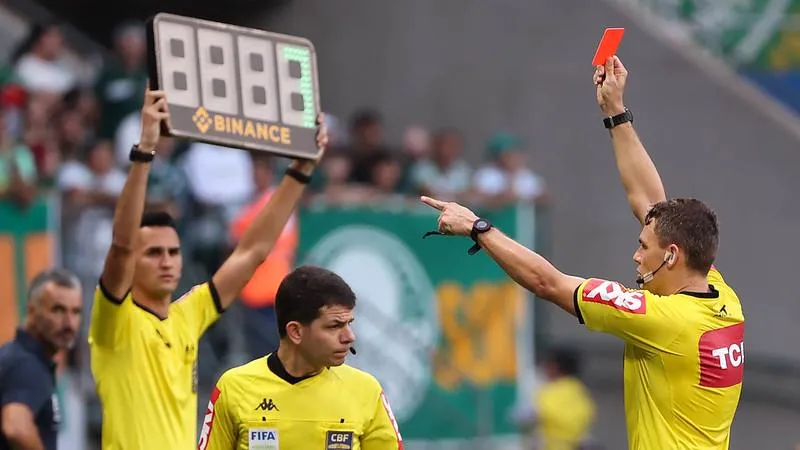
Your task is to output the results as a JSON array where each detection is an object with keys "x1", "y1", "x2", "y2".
[{"x1": 475, "y1": 219, "x2": 490, "y2": 231}]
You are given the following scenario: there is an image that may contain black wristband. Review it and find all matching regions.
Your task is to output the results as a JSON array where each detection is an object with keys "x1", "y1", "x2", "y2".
[
  {"x1": 129, "y1": 145, "x2": 155, "y2": 163},
  {"x1": 285, "y1": 167, "x2": 311, "y2": 184},
  {"x1": 603, "y1": 108, "x2": 633, "y2": 129}
]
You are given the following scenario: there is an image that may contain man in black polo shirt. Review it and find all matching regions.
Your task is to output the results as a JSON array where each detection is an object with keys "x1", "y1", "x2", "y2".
[{"x1": 0, "y1": 269, "x2": 82, "y2": 450}]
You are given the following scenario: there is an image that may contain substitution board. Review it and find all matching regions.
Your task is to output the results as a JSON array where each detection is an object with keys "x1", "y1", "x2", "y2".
[{"x1": 146, "y1": 13, "x2": 321, "y2": 160}]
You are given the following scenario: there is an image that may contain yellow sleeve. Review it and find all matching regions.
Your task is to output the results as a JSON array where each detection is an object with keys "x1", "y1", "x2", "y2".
[
  {"x1": 574, "y1": 278, "x2": 682, "y2": 352},
  {"x1": 707, "y1": 264, "x2": 725, "y2": 286},
  {"x1": 198, "y1": 381, "x2": 237, "y2": 450},
  {"x1": 170, "y1": 281, "x2": 224, "y2": 341},
  {"x1": 361, "y1": 391, "x2": 404, "y2": 450},
  {"x1": 88, "y1": 280, "x2": 132, "y2": 350}
]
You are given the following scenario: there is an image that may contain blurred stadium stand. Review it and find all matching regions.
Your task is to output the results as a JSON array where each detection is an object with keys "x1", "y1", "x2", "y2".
[
  {"x1": 5, "y1": 0, "x2": 291, "y2": 47},
  {"x1": 0, "y1": 0, "x2": 799, "y2": 448}
]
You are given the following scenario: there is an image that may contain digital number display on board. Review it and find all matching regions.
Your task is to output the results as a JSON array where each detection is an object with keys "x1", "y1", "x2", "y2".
[{"x1": 146, "y1": 13, "x2": 321, "y2": 160}]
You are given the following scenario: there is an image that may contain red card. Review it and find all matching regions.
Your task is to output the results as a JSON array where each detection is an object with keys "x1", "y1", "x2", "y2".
[{"x1": 592, "y1": 27, "x2": 625, "y2": 66}]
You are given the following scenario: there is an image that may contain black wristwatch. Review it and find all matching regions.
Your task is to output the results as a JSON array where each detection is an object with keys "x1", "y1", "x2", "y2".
[
  {"x1": 603, "y1": 108, "x2": 633, "y2": 129},
  {"x1": 468, "y1": 218, "x2": 493, "y2": 255},
  {"x1": 285, "y1": 167, "x2": 312, "y2": 184},
  {"x1": 129, "y1": 144, "x2": 155, "y2": 163}
]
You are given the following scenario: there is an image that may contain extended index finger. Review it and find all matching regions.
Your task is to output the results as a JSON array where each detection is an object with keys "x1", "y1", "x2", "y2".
[{"x1": 420, "y1": 196, "x2": 446, "y2": 211}]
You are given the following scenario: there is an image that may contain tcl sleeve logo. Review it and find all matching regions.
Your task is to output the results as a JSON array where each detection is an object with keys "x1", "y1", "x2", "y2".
[
  {"x1": 581, "y1": 279, "x2": 646, "y2": 314},
  {"x1": 198, "y1": 386, "x2": 220, "y2": 450},
  {"x1": 699, "y1": 322, "x2": 745, "y2": 388}
]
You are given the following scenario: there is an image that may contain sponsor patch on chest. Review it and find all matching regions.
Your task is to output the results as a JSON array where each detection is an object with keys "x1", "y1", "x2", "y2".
[
  {"x1": 699, "y1": 322, "x2": 745, "y2": 388},
  {"x1": 248, "y1": 428, "x2": 279, "y2": 450},
  {"x1": 326, "y1": 430, "x2": 354, "y2": 450}
]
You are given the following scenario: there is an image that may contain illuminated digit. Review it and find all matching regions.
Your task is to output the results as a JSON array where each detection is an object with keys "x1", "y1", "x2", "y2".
[
  {"x1": 275, "y1": 43, "x2": 316, "y2": 128},
  {"x1": 236, "y1": 35, "x2": 279, "y2": 122},
  {"x1": 155, "y1": 21, "x2": 201, "y2": 108},
  {"x1": 196, "y1": 27, "x2": 239, "y2": 115}
]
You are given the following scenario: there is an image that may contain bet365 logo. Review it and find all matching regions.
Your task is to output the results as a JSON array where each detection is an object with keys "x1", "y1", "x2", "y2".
[{"x1": 582, "y1": 279, "x2": 646, "y2": 313}]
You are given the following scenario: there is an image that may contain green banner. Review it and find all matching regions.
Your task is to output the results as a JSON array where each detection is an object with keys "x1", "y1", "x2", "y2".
[
  {"x1": 298, "y1": 204, "x2": 536, "y2": 442},
  {"x1": 628, "y1": 0, "x2": 800, "y2": 68},
  {"x1": 0, "y1": 196, "x2": 55, "y2": 340}
]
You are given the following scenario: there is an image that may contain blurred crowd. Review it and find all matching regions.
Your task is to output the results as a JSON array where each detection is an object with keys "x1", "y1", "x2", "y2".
[
  {"x1": 0, "y1": 17, "x2": 551, "y2": 337},
  {"x1": 0, "y1": 18, "x2": 555, "y2": 448}
]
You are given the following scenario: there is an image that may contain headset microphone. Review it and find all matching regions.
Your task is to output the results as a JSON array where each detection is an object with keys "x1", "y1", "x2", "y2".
[
  {"x1": 636, "y1": 252, "x2": 674, "y2": 287},
  {"x1": 349, "y1": 347, "x2": 357, "y2": 355}
]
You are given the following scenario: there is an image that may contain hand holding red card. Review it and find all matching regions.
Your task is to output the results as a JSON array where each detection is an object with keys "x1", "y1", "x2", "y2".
[
  {"x1": 592, "y1": 27, "x2": 625, "y2": 66},
  {"x1": 594, "y1": 55, "x2": 628, "y2": 117}
]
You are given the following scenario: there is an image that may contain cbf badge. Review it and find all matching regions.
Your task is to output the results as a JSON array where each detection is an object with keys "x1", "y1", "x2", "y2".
[
  {"x1": 146, "y1": 13, "x2": 321, "y2": 160},
  {"x1": 326, "y1": 431, "x2": 353, "y2": 450},
  {"x1": 248, "y1": 428, "x2": 278, "y2": 450}
]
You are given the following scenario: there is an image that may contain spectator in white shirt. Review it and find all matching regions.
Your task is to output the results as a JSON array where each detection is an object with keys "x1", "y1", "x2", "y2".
[
  {"x1": 409, "y1": 128, "x2": 472, "y2": 202},
  {"x1": 13, "y1": 22, "x2": 76, "y2": 97},
  {"x1": 473, "y1": 132, "x2": 548, "y2": 206}
]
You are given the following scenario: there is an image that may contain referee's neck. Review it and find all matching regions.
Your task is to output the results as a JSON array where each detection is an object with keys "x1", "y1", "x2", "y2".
[
  {"x1": 131, "y1": 287, "x2": 171, "y2": 319},
  {"x1": 276, "y1": 345, "x2": 322, "y2": 379}
]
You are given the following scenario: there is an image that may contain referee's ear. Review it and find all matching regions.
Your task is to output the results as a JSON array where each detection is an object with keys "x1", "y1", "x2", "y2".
[{"x1": 285, "y1": 321, "x2": 304, "y2": 345}]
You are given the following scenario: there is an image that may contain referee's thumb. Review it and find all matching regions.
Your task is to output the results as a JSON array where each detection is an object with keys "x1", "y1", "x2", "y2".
[{"x1": 605, "y1": 57, "x2": 616, "y2": 81}]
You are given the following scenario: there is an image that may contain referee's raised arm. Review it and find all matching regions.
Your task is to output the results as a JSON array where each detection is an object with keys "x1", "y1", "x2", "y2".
[
  {"x1": 210, "y1": 114, "x2": 329, "y2": 309},
  {"x1": 594, "y1": 56, "x2": 667, "y2": 225},
  {"x1": 100, "y1": 88, "x2": 170, "y2": 300}
]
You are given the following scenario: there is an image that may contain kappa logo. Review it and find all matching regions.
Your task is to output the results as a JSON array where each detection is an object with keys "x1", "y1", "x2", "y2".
[
  {"x1": 255, "y1": 398, "x2": 279, "y2": 412},
  {"x1": 582, "y1": 279, "x2": 646, "y2": 314}
]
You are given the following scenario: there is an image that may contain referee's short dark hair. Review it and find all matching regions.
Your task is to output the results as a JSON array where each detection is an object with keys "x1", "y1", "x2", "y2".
[
  {"x1": 140, "y1": 211, "x2": 178, "y2": 230},
  {"x1": 275, "y1": 265, "x2": 356, "y2": 338},
  {"x1": 644, "y1": 198, "x2": 718, "y2": 274}
]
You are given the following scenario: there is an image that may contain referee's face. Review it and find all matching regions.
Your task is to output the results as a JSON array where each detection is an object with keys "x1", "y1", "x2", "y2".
[
  {"x1": 634, "y1": 223, "x2": 668, "y2": 293},
  {"x1": 135, "y1": 226, "x2": 182, "y2": 299},
  {"x1": 304, "y1": 305, "x2": 355, "y2": 367}
]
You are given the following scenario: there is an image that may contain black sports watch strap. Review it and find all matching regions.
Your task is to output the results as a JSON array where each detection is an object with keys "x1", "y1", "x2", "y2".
[
  {"x1": 603, "y1": 108, "x2": 633, "y2": 129},
  {"x1": 421, "y1": 218, "x2": 493, "y2": 255},
  {"x1": 129, "y1": 144, "x2": 155, "y2": 163},
  {"x1": 285, "y1": 167, "x2": 312, "y2": 184},
  {"x1": 468, "y1": 218, "x2": 493, "y2": 255}
]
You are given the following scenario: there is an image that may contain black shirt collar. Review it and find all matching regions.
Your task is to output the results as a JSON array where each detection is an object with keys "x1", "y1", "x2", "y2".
[
  {"x1": 15, "y1": 328, "x2": 56, "y2": 372},
  {"x1": 267, "y1": 352, "x2": 319, "y2": 385},
  {"x1": 680, "y1": 284, "x2": 720, "y2": 299}
]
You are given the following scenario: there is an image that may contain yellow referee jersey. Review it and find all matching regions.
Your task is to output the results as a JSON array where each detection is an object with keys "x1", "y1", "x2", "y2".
[
  {"x1": 574, "y1": 267, "x2": 744, "y2": 449},
  {"x1": 198, "y1": 353, "x2": 404, "y2": 450},
  {"x1": 89, "y1": 281, "x2": 223, "y2": 450},
  {"x1": 534, "y1": 376, "x2": 595, "y2": 450}
]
